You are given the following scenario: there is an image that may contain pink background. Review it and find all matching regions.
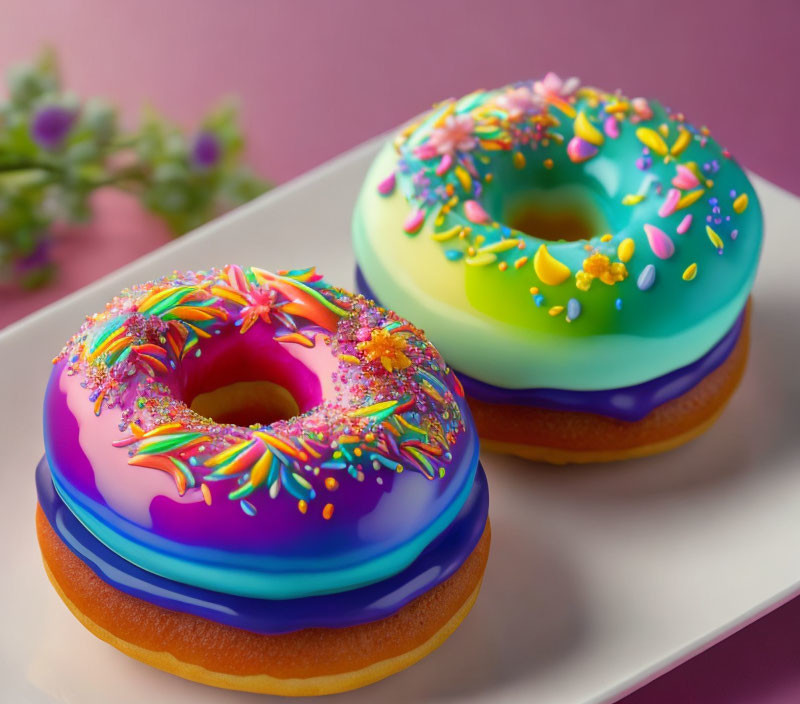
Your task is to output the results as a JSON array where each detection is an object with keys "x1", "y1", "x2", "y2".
[{"x1": 2, "y1": 1, "x2": 799, "y2": 701}]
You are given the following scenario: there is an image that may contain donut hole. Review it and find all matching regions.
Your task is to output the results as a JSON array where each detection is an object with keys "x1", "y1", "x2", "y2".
[
  {"x1": 178, "y1": 325, "x2": 325, "y2": 428},
  {"x1": 503, "y1": 185, "x2": 609, "y2": 243},
  {"x1": 189, "y1": 380, "x2": 300, "y2": 427}
]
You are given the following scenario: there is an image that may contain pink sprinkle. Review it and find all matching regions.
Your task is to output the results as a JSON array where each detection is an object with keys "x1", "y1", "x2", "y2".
[
  {"x1": 632, "y1": 97, "x2": 653, "y2": 120},
  {"x1": 677, "y1": 214, "x2": 693, "y2": 234},
  {"x1": 644, "y1": 224, "x2": 675, "y2": 259},
  {"x1": 413, "y1": 143, "x2": 438, "y2": 160},
  {"x1": 464, "y1": 200, "x2": 490, "y2": 224},
  {"x1": 672, "y1": 165, "x2": 700, "y2": 190},
  {"x1": 566, "y1": 136, "x2": 599, "y2": 163},
  {"x1": 403, "y1": 208, "x2": 426, "y2": 234},
  {"x1": 658, "y1": 188, "x2": 681, "y2": 218},
  {"x1": 436, "y1": 153, "x2": 453, "y2": 176},
  {"x1": 377, "y1": 173, "x2": 396, "y2": 196},
  {"x1": 604, "y1": 116, "x2": 619, "y2": 139}
]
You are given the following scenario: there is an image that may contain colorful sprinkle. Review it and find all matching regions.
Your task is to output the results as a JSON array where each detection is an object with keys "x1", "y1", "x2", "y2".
[
  {"x1": 622, "y1": 193, "x2": 646, "y2": 206},
  {"x1": 566, "y1": 136, "x2": 599, "y2": 163},
  {"x1": 533, "y1": 244, "x2": 571, "y2": 286},
  {"x1": 676, "y1": 214, "x2": 693, "y2": 234},
  {"x1": 566, "y1": 298, "x2": 581, "y2": 321},
  {"x1": 670, "y1": 129, "x2": 692, "y2": 156},
  {"x1": 658, "y1": 188, "x2": 681, "y2": 218},
  {"x1": 635, "y1": 127, "x2": 668, "y2": 156},
  {"x1": 377, "y1": 173, "x2": 396, "y2": 196},
  {"x1": 733, "y1": 193, "x2": 749, "y2": 214},
  {"x1": 574, "y1": 111, "x2": 604, "y2": 146},
  {"x1": 323, "y1": 503, "x2": 335, "y2": 520},
  {"x1": 682, "y1": 263, "x2": 698, "y2": 281},
  {"x1": 672, "y1": 165, "x2": 700, "y2": 190},
  {"x1": 676, "y1": 189, "x2": 705, "y2": 210},
  {"x1": 464, "y1": 199, "x2": 490, "y2": 224},
  {"x1": 604, "y1": 116, "x2": 619, "y2": 139},
  {"x1": 706, "y1": 225, "x2": 724, "y2": 250},
  {"x1": 617, "y1": 238, "x2": 635, "y2": 263},
  {"x1": 643, "y1": 224, "x2": 675, "y2": 259},
  {"x1": 403, "y1": 208, "x2": 426, "y2": 234},
  {"x1": 637, "y1": 264, "x2": 656, "y2": 291}
]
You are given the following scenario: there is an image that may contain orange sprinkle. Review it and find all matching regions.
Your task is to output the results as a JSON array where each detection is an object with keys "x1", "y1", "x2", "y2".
[
  {"x1": 543, "y1": 158, "x2": 554, "y2": 169},
  {"x1": 201, "y1": 483, "x2": 212, "y2": 506},
  {"x1": 323, "y1": 503, "x2": 335, "y2": 520},
  {"x1": 514, "y1": 256, "x2": 529, "y2": 269},
  {"x1": 298, "y1": 500, "x2": 308, "y2": 514},
  {"x1": 529, "y1": 286, "x2": 539, "y2": 295},
  {"x1": 498, "y1": 261, "x2": 508, "y2": 271},
  {"x1": 325, "y1": 477, "x2": 339, "y2": 491}
]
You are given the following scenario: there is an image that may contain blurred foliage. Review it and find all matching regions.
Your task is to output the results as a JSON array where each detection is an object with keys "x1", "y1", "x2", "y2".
[{"x1": 0, "y1": 49, "x2": 268, "y2": 288}]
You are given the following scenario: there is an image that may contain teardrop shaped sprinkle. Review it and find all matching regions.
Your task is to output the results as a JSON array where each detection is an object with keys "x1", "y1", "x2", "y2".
[
  {"x1": 733, "y1": 193, "x2": 749, "y2": 214},
  {"x1": 574, "y1": 111, "x2": 604, "y2": 146},
  {"x1": 637, "y1": 264, "x2": 656, "y2": 291},
  {"x1": 533, "y1": 244, "x2": 572, "y2": 286},
  {"x1": 682, "y1": 263, "x2": 698, "y2": 281},
  {"x1": 464, "y1": 199, "x2": 490, "y2": 224},
  {"x1": 677, "y1": 214, "x2": 693, "y2": 234},
  {"x1": 670, "y1": 129, "x2": 692, "y2": 156},
  {"x1": 622, "y1": 194, "x2": 645, "y2": 206},
  {"x1": 435, "y1": 153, "x2": 453, "y2": 176},
  {"x1": 644, "y1": 224, "x2": 675, "y2": 259},
  {"x1": 706, "y1": 225, "x2": 724, "y2": 250},
  {"x1": 377, "y1": 173, "x2": 396, "y2": 196},
  {"x1": 403, "y1": 208, "x2": 426, "y2": 234},
  {"x1": 672, "y1": 165, "x2": 700, "y2": 190},
  {"x1": 617, "y1": 238, "x2": 635, "y2": 262},
  {"x1": 636, "y1": 127, "x2": 668, "y2": 156},
  {"x1": 658, "y1": 188, "x2": 681, "y2": 218},
  {"x1": 567, "y1": 136, "x2": 599, "y2": 163},
  {"x1": 676, "y1": 189, "x2": 705, "y2": 210},
  {"x1": 604, "y1": 116, "x2": 620, "y2": 139},
  {"x1": 566, "y1": 298, "x2": 581, "y2": 322},
  {"x1": 454, "y1": 165, "x2": 472, "y2": 193}
]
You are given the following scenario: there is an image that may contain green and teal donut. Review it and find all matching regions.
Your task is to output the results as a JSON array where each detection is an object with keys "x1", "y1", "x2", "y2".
[{"x1": 353, "y1": 74, "x2": 762, "y2": 394}]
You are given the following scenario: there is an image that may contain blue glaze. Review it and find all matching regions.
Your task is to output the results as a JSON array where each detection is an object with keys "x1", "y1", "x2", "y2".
[
  {"x1": 356, "y1": 266, "x2": 745, "y2": 422},
  {"x1": 37, "y1": 457, "x2": 489, "y2": 635}
]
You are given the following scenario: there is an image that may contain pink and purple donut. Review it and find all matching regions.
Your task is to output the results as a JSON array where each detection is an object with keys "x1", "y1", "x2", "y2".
[{"x1": 37, "y1": 265, "x2": 488, "y2": 695}]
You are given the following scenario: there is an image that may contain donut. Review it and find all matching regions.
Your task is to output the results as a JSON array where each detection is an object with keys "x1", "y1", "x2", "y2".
[
  {"x1": 37, "y1": 265, "x2": 488, "y2": 694},
  {"x1": 353, "y1": 73, "x2": 762, "y2": 463}
]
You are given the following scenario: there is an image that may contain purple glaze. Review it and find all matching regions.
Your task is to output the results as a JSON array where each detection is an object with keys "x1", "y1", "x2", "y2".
[
  {"x1": 36, "y1": 456, "x2": 488, "y2": 635},
  {"x1": 355, "y1": 266, "x2": 745, "y2": 422}
]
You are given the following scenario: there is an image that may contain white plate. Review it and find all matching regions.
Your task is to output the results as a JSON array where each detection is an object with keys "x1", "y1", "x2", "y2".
[{"x1": 1, "y1": 138, "x2": 798, "y2": 704}]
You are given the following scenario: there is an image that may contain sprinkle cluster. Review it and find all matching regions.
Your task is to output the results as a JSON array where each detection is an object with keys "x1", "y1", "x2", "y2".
[
  {"x1": 55, "y1": 266, "x2": 465, "y2": 519},
  {"x1": 379, "y1": 73, "x2": 752, "y2": 324}
]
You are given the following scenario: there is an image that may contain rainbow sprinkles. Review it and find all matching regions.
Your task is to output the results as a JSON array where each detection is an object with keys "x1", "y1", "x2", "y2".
[{"x1": 54, "y1": 266, "x2": 466, "y2": 520}]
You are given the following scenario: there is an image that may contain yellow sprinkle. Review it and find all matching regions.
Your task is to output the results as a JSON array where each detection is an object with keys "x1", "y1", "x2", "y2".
[
  {"x1": 323, "y1": 503, "x2": 334, "y2": 520},
  {"x1": 600, "y1": 233, "x2": 613, "y2": 242},
  {"x1": 682, "y1": 263, "x2": 698, "y2": 281},
  {"x1": 298, "y1": 500, "x2": 308, "y2": 514},
  {"x1": 529, "y1": 286, "x2": 539, "y2": 295},
  {"x1": 432, "y1": 101, "x2": 455, "y2": 128},
  {"x1": 325, "y1": 477, "x2": 339, "y2": 491},
  {"x1": 622, "y1": 194, "x2": 645, "y2": 206},
  {"x1": 617, "y1": 238, "x2": 635, "y2": 262},
  {"x1": 705, "y1": 180, "x2": 714, "y2": 188},
  {"x1": 431, "y1": 225, "x2": 462, "y2": 242},
  {"x1": 513, "y1": 151, "x2": 526, "y2": 169},
  {"x1": 338, "y1": 354, "x2": 360, "y2": 364},
  {"x1": 635, "y1": 127, "x2": 668, "y2": 156},
  {"x1": 498, "y1": 261, "x2": 508, "y2": 271},
  {"x1": 485, "y1": 173, "x2": 493, "y2": 182},
  {"x1": 533, "y1": 244, "x2": 571, "y2": 286},
  {"x1": 670, "y1": 129, "x2": 692, "y2": 156},
  {"x1": 454, "y1": 165, "x2": 472, "y2": 193},
  {"x1": 543, "y1": 158, "x2": 554, "y2": 169},
  {"x1": 474, "y1": 234, "x2": 485, "y2": 246},
  {"x1": 434, "y1": 214, "x2": 445, "y2": 227},
  {"x1": 548, "y1": 305, "x2": 565, "y2": 316},
  {"x1": 465, "y1": 252, "x2": 497, "y2": 266},
  {"x1": 733, "y1": 193, "x2": 749, "y2": 214},
  {"x1": 706, "y1": 225, "x2": 724, "y2": 250},
  {"x1": 480, "y1": 238, "x2": 521, "y2": 254},
  {"x1": 658, "y1": 123, "x2": 670, "y2": 138},
  {"x1": 676, "y1": 189, "x2": 705, "y2": 210},
  {"x1": 514, "y1": 256, "x2": 529, "y2": 269},
  {"x1": 604, "y1": 101, "x2": 629, "y2": 114},
  {"x1": 201, "y1": 483, "x2": 212, "y2": 506},
  {"x1": 574, "y1": 111, "x2": 604, "y2": 146}
]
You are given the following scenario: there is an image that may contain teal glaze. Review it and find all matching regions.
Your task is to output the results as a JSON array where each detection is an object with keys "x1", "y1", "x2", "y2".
[
  {"x1": 353, "y1": 79, "x2": 763, "y2": 390},
  {"x1": 49, "y1": 432, "x2": 479, "y2": 599}
]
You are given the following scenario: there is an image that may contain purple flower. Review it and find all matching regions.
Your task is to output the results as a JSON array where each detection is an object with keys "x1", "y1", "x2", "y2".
[
  {"x1": 31, "y1": 105, "x2": 76, "y2": 150},
  {"x1": 191, "y1": 131, "x2": 221, "y2": 168}
]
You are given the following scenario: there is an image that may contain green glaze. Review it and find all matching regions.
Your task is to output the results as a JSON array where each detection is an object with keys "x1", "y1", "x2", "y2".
[{"x1": 353, "y1": 79, "x2": 762, "y2": 390}]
